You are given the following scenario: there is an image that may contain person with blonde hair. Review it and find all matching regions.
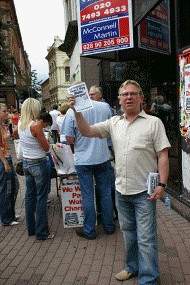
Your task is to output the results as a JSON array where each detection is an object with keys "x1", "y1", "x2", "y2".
[
  {"x1": 0, "y1": 103, "x2": 19, "y2": 226},
  {"x1": 16, "y1": 98, "x2": 54, "y2": 240}
]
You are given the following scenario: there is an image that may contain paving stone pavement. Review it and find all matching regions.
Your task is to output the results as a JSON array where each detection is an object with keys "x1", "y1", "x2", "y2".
[{"x1": 0, "y1": 148, "x2": 190, "y2": 284}]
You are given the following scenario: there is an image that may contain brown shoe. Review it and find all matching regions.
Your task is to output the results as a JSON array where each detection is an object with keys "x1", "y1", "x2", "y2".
[{"x1": 115, "y1": 270, "x2": 133, "y2": 281}]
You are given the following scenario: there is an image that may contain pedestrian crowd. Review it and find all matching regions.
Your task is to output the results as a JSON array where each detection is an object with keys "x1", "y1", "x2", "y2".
[{"x1": 0, "y1": 79, "x2": 170, "y2": 285}]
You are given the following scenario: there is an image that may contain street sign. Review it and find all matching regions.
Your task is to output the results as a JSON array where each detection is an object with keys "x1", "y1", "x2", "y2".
[
  {"x1": 133, "y1": 0, "x2": 162, "y2": 26},
  {"x1": 78, "y1": 0, "x2": 134, "y2": 55},
  {"x1": 138, "y1": 0, "x2": 170, "y2": 55}
]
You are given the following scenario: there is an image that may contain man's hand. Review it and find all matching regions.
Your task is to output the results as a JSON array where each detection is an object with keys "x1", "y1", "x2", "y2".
[
  {"x1": 147, "y1": 186, "x2": 164, "y2": 200},
  {"x1": 67, "y1": 94, "x2": 76, "y2": 111}
]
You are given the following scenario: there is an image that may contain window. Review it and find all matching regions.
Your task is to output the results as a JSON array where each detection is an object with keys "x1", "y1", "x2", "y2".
[{"x1": 65, "y1": 66, "x2": 70, "y2": 82}]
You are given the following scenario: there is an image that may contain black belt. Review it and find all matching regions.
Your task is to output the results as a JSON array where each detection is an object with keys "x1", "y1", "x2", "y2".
[{"x1": 23, "y1": 157, "x2": 47, "y2": 163}]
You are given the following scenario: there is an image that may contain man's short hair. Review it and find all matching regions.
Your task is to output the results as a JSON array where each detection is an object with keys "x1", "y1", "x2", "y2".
[
  {"x1": 91, "y1": 85, "x2": 103, "y2": 94},
  {"x1": 118, "y1": 80, "x2": 143, "y2": 97}
]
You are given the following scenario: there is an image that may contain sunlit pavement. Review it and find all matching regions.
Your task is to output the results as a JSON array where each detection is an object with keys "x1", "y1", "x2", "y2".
[{"x1": 0, "y1": 145, "x2": 190, "y2": 285}]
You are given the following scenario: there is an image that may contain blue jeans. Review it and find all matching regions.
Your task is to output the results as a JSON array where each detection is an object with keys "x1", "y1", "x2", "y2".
[
  {"x1": 110, "y1": 163, "x2": 118, "y2": 217},
  {"x1": 75, "y1": 160, "x2": 115, "y2": 238},
  {"x1": 0, "y1": 156, "x2": 19, "y2": 225},
  {"x1": 116, "y1": 191, "x2": 159, "y2": 285},
  {"x1": 23, "y1": 158, "x2": 49, "y2": 239},
  {"x1": 96, "y1": 162, "x2": 117, "y2": 217}
]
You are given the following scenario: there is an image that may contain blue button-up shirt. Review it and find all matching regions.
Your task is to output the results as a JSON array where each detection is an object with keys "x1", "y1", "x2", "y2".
[{"x1": 61, "y1": 100, "x2": 112, "y2": 165}]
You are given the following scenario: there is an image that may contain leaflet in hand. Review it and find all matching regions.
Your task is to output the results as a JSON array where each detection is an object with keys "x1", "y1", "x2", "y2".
[
  {"x1": 67, "y1": 82, "x2": 93, "y2": 112},
  {"x1": 146, "y1": 173, "x2": 160, "y2": 195}
]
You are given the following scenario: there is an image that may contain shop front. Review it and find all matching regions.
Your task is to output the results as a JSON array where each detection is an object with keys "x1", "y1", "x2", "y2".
[
  {"x1": 92, "y1": 0, "x2": 182, "y2": 201},
  {"x1": 61, "y1": 0, "x2": 190, "y2": 216},
  {"x1": 85, "y1": 0, "x2": 190, "y2": 214}
]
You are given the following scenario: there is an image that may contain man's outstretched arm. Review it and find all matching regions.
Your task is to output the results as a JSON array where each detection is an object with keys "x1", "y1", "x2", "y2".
[{"x1": 68, "y1": 95, "x2": 101, "y2": 138}]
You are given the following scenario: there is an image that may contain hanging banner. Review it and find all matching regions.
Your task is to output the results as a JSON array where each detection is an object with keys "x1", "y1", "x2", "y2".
[
  {"x1": 78, "y1": 0, "x2": 134, "y2": 55},
  {"x1": 138, "y1": 0, "x2": 170, "y2": 55}
]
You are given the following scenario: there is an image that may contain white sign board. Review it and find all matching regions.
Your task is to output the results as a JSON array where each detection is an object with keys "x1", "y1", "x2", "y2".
[{"x1": 61, "y1": 179, "x2": 84, "y2": 228}]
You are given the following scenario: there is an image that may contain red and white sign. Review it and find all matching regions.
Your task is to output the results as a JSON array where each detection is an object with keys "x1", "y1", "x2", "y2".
[
  {"x1": 138, "y1": 0, "x2": 170, "y2": 55},
  {"x1": 61, "y1": 179, "x2": 84, "y2": 228},
  {"x1": 78, "y1": 0, "x2": 133, "y2": 55}
]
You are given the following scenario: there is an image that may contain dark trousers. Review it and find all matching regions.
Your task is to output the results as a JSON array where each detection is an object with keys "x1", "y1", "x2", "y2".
[
  {"x1": 0, "y1": 156, "x2": 19, "y2": 225},
  {"x1": 51, "y1": 130, "x2": 59, "y2": 144},
  {"x1": 8, "y1": 123, "x2": 13, "y2": 136}
]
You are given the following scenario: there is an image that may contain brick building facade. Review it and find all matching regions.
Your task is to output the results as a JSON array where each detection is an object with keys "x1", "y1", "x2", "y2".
[{"x1": 0, "y1": 0, "x2": 31, "y2": 110}]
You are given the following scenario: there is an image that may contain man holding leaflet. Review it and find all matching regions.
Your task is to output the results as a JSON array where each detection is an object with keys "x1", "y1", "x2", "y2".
[{"x1": 67, "y1": 80, "x2": 170, "y2": 285}]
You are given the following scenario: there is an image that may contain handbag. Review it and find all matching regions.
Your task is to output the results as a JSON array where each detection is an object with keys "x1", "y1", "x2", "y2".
[
  {"x1": 51, "y1": 143, "x2": 76, "y2": 175},
  {"x1": 15, "y1": 161, "x2": 24, "y2": 176},
  {"x1": 47, "y1": 152, "x2": 57, "y2": 179},
  {"x1": 14, "y1": 139, "x2": 23, "y2": 160}
]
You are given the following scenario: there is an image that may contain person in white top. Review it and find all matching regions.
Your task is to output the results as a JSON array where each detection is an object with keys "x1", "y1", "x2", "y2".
[
  {"x1": 49, "y1": 104, "x2": 61, "y2": 143},
  {"x1": 56, "y1": 102, "x2": 69, "y2": 142},
  {"x1": 14, "y1": 98, "x2": 54, "y2": 240}
]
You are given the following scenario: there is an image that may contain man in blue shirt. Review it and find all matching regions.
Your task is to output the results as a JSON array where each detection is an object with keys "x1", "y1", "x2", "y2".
[
  {"x1": 61, "y1": 99, "x2": 115, "y2": 239},
  {"x1": 89, "y1": 85, "x2": 118, "y2": 219}
]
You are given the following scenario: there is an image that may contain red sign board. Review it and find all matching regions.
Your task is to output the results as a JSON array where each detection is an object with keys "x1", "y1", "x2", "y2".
[
  {"x1": 78, "y1": 0, "x2": 134, "y2": 55},
  {"x1": 138, "y1": 0, "x2": 170, "y2": 55}
]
